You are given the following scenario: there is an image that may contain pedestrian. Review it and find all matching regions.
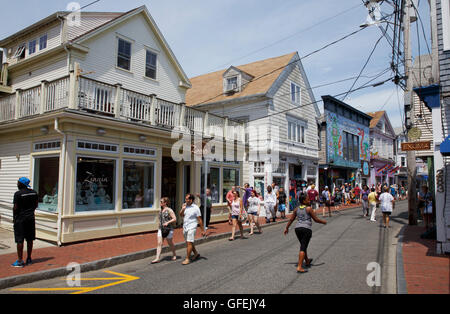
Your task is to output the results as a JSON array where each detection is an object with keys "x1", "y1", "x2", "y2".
[
  {"x1": 180, "y1": 194, "x2": 206, "y2": 265},
  {"x1": 198, "y1": 188, "x2": 212, "y2": 230},
  {"x1": 361, "y1": 185, "x2": 370, "y2": 217},
  {"x1": 418, "y1": 186, "x2": 433, "y2": 230},
  {"x1": 307, "y1": 184, "x2": 319, "y2": 211},
  {"x1": 12, "y1": 177, "x2": 38, "y2": 267},
  {"x1": 368, "y1": 188, "x2": 378, "y2": 222},
  {"x1": 400, "y1": 186, "x2": 406, "y2": 200},
  {"x1": 239, "y1": 183, "x2": 252, "y2": 226},
  {"x1": 229, "y1": 190, "x2": 246, "y2": 241},
  {"x1": 264, "y1": 185, "x2": 277, "y2": 223},
  {"x1": 152, "y1": 197, "x2": 177, "y2": 264},
  {"x1": 277, "y1": 187, "x2": 288, "y2": 219},
  {"x1": 284, "y1": 193, "x2": 327, "y2": 273},
  {"x1": 344, "y1": 183, "x2": 351, "y2": 205},
  {"x1": 226, "y1": 186, "x2": 236, "y2": 225},
  {"x1": 322, "y1": 186, "x2": 332, "y2": 217},
  {"x1": 333, "y1": 186, "x2": 342, "y2": 210},
  {"x1": 379, "y1": 187, "x2": 395, "y2": 228},
  {"x1": 247, "y1": 190, "x2": 262, "y2": 235},
  {"x1": 353, "y1": 184, "x2": 361, "y2": 204}
]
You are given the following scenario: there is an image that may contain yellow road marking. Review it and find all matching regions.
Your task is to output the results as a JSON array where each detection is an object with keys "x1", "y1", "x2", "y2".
[{"x1": 11, "y1": 270, "x2": 140, "y2": 294}]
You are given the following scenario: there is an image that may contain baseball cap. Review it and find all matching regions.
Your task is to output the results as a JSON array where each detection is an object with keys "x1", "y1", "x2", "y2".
[{"x1": 18, "y1": 177, "x2": 31, "y2": 188}]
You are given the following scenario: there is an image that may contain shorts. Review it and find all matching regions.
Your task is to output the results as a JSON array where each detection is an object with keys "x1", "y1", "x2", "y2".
[
  {"x1": 278, "y1": 204, "x2": 286, "y2": 212},
  {"x1": 183, "y1": 228, "x2": 197, "y2": 243},
  {"x1": 14, "y1": 217, "x2": 35, "y2": 244},
  {"x1": 424, "y1": 204, "x2": 433, "y2": 214},
  {"x1": 295, "y1": 227, "x2": 312, "y2": 252},
  {"x1": 157, "y1": 229, "x2": 174, "y2": 239},
  {"x1": 247, "y1": 211, "x2": 258, "y2": 216},
  {"x1": 382, "y1": 211, "x2": 391, "y2": 216},
  {"x1": 231, "y1": 215, "x2": 240, "y2": 220}
]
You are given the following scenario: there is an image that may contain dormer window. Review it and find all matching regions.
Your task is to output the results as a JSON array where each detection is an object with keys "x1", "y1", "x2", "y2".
[{"x1": 226, "y1": 76, "x2": 238, "y2": 92}]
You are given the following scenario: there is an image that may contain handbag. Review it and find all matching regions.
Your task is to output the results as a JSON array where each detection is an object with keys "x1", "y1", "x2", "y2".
[
  {"x1": 160, "y1": 211, "x2": 171, "y2": 238},
  {"x1": 239, "y1": 210, "x2": 248, "y2": 222}
]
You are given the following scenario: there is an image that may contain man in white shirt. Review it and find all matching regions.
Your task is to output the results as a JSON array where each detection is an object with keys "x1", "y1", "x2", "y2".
[
  {"x1": 379, "y1": 187, "x2": 395, "y2": 228},
  {"x1": 180, "y1": 194, "x2": 206, "y2": 265}
]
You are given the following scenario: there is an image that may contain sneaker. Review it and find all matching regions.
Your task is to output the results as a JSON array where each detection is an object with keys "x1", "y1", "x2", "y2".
[
  {"x1": 11, "y1": 260, "x2": 25, "y2": 268},
  {"x1": 26, "y1": 257, "x2": 33, "y2": 265}
]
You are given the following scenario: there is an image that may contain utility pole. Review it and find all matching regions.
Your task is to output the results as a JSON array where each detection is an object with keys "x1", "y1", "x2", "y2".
[{"x1": 403, "y1": 0, "x2": 418, "y2": 225}]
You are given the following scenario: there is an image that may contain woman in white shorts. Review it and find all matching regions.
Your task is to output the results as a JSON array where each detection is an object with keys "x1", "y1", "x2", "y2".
[
  {"x1": 247, "y1": 190, "x2": 262, "y2": 235},
  {"x1": 264, "y1": 185, "x2": 277, "y2": 223},
  {"x1": 152, "y1": 197, "x2": 177, "y2": 264}
]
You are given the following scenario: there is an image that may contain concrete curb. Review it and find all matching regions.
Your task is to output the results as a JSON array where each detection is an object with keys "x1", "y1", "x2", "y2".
[
  {"x1": 396, "y1": 225, "x2": 408, "y2": 294},
  {"x1": 0, "y1": 219, "x2": 290, "y2": 290}
]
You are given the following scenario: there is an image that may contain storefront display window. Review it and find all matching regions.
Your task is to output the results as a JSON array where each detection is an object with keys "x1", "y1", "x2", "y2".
[
  {"x1": 201, "y1": 166, "x2": 220, "y2": 204},
  {"x1": 75, "y1": 157, "x2": 115, "y2": 212},
  {"x1": 222, "y1": 168, "x2": 239, "y2": 203},
  {"x1": 34, "y1": 157, "x2": 59, "y2": 212},
  {"x1": 123, "y1": 161, "x2": 155, "y2": 209},
  {"x1": 254, "y1": 177, "x2": 265, "y2": 198}
]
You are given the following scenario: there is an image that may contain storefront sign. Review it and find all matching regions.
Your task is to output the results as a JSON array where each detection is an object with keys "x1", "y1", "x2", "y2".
[
  {"x1": 401, "y1": 141, "x2": 431, "y2": 151},
  {"x1": 361, "y1": 161, "x2": 370, "y2": 177}
]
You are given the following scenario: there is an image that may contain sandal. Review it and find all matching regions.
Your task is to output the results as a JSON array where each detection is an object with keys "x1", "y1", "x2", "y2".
[
  {"x1": 151, "y1": 260, "x2": 160, "y2": 264},
  {"x1": 182, "y1": 260, "x2": 191, "y2": 265},
  {"x1": 229, "y1": 238, "x2": 234, "y2": 241}
]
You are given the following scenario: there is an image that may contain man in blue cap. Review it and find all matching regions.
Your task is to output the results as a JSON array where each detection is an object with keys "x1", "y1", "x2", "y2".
[{"x1": 12, "y1": 177, "x2": 38, "y2": 267}]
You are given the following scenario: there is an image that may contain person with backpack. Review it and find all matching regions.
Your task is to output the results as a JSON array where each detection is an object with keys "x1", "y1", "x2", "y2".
[
  {"x1": 361, "y1": 185, "x2": 370, "y2": 217},
  {"x1": 284, "y1": 193, "x2": 327, "y2": 273},
  {"x1": 322, "y1": 186, "x2": 332, "y2": 217}
]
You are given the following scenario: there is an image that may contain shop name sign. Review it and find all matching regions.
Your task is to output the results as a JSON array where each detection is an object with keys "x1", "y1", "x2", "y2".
[{"x1": 401, "y1": 141, "x2": 431, "y2": 152}]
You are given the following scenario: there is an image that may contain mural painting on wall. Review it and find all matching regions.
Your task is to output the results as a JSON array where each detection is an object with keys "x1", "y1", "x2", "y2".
[{"x1": 327, "y1": 112, "x2": 370, "y2": 166}]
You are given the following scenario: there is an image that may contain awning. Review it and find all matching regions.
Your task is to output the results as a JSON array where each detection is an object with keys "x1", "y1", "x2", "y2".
[{"x1": 441, "y1": 135, "x2": 450, "y2": 156}]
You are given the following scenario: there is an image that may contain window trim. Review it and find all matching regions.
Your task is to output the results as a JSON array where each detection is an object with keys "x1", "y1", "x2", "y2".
[
  {"x1": 144, "y1": 49, "x2": 158, "y2": 80},
  {"x1": 443, "y1": 0, "x2": 450, "y2": 51},
  {"x1": 116, "y1": 37, "x2": 132, "y2": 72},
  {"x1": 39, "y1": 34, "x2": 48, "y2": 51},
  {"x1": 76, "y1": 140, "x2": 119, "y2": 154},
  {"x1": 290, "y1": 81, "x2": 301, "y2": 105},
  {"x1": 28, "y1": 39, "x2": 37, "y2": 55},
  {"x1": 121, "y1": 159, "x2": 156, "y2": 211},
  {"x1": 74, "y1": 155, "x2": 119, "y2": 215},
  {"x1": 31, "y1": 154, "x2": 60, "y2": 213}
]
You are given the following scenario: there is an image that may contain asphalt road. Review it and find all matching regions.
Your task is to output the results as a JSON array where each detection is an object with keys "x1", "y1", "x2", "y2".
[{"x1": 2, "y1": 201, "x2": 409, "y2": 295}]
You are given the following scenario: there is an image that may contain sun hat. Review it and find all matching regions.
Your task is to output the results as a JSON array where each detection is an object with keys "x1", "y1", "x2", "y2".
[{"x1": 18, "y1": 177, "x2": 31, "y2": 188}]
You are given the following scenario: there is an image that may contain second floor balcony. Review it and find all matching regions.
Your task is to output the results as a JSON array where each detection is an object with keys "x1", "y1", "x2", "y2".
[{"x1": 0, "y1": 75, "x2": 244, "y2": 141}]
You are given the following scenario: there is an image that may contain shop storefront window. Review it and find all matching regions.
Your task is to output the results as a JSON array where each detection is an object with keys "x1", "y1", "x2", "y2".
[
  {"x1": 123, "y1": 161, "x2": 155, "y2": 209},
  {"x1": 254, "y1": 177, "x2": 265, "y2": 199},
  {"x1": 34, "y1": 157, "x2": 59, "y2": 212},
  {"x1": 201, "y1": 166, "x2": 220, "y2": 204},
  {"x1": 223, "y1": 168, "x2": 240, "y2": 203},
  {"x1": 75, "y1": 157, "x2": 115, "y2": 212}
]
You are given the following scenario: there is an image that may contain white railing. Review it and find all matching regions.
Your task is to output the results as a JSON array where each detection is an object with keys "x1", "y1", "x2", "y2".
[
  {"x1": 0, "y1": 75, "x2": 244, "y2": 140},
  {"x1": 78, "y1": 77, "x2": 115, "y2": 115},
  {"x1": 185, "y1": 107, "x2": 204, "y2": 133},
  {"x1": 45, "y1": 76, "x2": 69, "y2": 112},
  {"x1": 19, "y1": 86, "x2": 40, "y2": 118},
  {"x1": 0, "y1": 94, "x2": 15, "y2": 122},
  {"x1": 121, "y1": 89, "x2": 152, "y2": 121}
]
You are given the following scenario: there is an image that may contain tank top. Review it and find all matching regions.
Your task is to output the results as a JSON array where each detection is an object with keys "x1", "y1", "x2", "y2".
[
  {"x1": 231, "y1": 199, "x2": 241, "y2": 216},
  {"x1": 295, "y1": 206, "x2": 312, "y2": 230}
]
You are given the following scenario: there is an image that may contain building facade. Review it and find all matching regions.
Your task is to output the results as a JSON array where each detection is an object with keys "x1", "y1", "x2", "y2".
[
  {"x1": 394, "y1": 127, "x2": 408, "y2": 188},
  {"x1": 319, "y1": 96, "x2": 371, "y2": 190},
  {"x1": 0, "y1": 7, "x2": 244, "y2": 245},
  {"x1": 186, "y1": 53, "x2": 321, "y2": 209}
]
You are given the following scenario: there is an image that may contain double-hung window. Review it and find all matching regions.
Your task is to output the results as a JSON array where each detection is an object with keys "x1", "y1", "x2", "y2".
[
  {"x1": 29, "y1": 40, "x2": 36, "y2": 55},
  {"x1": 287, "y1": 119, "x2": 305, "y2": 144},
  {"x1": 39, "y1": 34, "x2": 47, "y2": 50},
  {"x1": 117, "y1": 38, "x2": 132, "y2": 71},
  {"x1": 291, "y1": 82, "x2": 301, "y2": 105},
  {"x1": 145, "y1": 50, "x2": 157, "y2": 79}
]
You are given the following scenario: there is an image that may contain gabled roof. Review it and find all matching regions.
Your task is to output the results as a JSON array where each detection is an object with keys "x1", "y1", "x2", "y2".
[
  {"x1": 366, "y1": 111, "x2": 396, "y2": 137},
  {"x1": 186, "y1": 52, "x2": 297, "y2": 107}
]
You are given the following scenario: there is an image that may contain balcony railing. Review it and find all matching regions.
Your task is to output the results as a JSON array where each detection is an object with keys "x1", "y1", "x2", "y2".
[{"x1": 0, "y1": 75, "x2": 244, "y2": 140}]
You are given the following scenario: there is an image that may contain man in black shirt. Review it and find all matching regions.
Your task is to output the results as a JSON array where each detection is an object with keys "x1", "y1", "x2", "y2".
[{"x1": 12, "y1": 177, "x2": 38, "y2": 268}]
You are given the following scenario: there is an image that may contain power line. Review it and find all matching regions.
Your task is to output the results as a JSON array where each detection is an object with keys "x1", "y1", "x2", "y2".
[{"x1": 193, "y1": 26, "x2": 370, "y2": 107}]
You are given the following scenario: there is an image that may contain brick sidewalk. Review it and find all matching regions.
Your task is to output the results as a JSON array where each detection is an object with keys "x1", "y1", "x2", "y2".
[
  {"x1": 402, "y1": 225, "x2": 450, "y2": 294},
  {"x1": 0, "y1": 203, "x2": 359, "y2": 284}
]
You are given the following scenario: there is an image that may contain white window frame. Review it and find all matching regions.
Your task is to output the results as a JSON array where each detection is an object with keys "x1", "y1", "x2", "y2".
[
  {"x1": 123, "y1": 145, "x2": 157, "y2": 157},
  {"x1": 33, "y1": 140, "x2": 61, "y2": 152},
  {"x1": 31, "y1": 154, "x2": 60, "y2": 213},
  {"x1": 226, "y1": 76, "x2": 238, "y2": 91},
  {"x1": 290, "y1": 82, "x2": 301, "y2": 105},
  {"x1": 443, "y1": 0, "x2": 450, "y2": 51},
  {"x1": 74, "y1": 155, "x2": 119, "y2": 215},
  {"x1": 13, "y1": 44, "x2": 26, "y2": 59},
  {"x1": 28, "y1": 39, "x2": 37, "y2": 55},
  {"x1": 144, "y1": 49, "x2": 158, "y2": 80},
  {"x1": 116, "y1": 36, "x2": 132, "y2": 72},
  {"x1": 76, "y1": 140, "x2": 119, "y2": 154},
  {"x1": 122, "y1": 159, "x2": 156, "y2": 211},
  {"x1": 286, "y1": 115, "x2": 307, "y2": 144},
  {"x1": 39, "y1": 34, "x2": 47, "y2": 51}
]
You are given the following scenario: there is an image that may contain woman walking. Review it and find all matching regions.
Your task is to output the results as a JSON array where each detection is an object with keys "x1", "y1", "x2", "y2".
[
  {"x1": 368, "y1": 188, "x2": 378, "y2": 222},
  {"x1": 152, "y1": 197, "x2": 177, "y2": 264},
  {"x1": 247, "y1": 190, "x2": 262, "y2": 235},
  {"x1": 229, "y1": 190, "x2": 246, "y2": 241},
  {"x1": 284, "y1": 194, "x2": 327, "y2": 273},
  {"x1": 379, "y1": 187, "x2": 395, "y2": 228},
  {"x1": 264, "y1": 186, "x2": 277, "y2": 223},
  {"x1": 361, "y1": 185, "x2": 370, "y2": 217},
  {"x1": 322, "y1": 186, "x2": 332, "y2": 217}
]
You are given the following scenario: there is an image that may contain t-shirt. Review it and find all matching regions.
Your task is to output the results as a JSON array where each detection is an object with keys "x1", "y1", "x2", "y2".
[
  {"x1": 307, "y1": 189, "x2": 319, "y2": 202},
  {"x1": 247, "y1": 196, "x2": 260, "y2": 214},
  {"x1": 322, "y1": 190, "x2": 330, "y2": 201},
  {"x1": 183, "y1": 204, "x2": 201, "y2": 231},
  {"x1": 13, "y1": 188, "x2": 38, "y2": 221},
  {"x1": 368, "y1": 192, "x2": 377, "y2": 205},
  {"x1": 226, "y1": 190, "x2": 234, "y2": 205},
  {"x1": 379, "y1": 192, "x2": 394, "y2": 212},
  {"x1": 243, "y1": 188, "x2": 252, "y2": 207},
  {"x1": 354, "y1": 186, "x2": 361, "y2": 195},
  {"x1": 278, "y1": 191, "x2": 287, "y2": 204},
  {"x1": 361, "y1": 190, "x2": 370, "y2": 201}
]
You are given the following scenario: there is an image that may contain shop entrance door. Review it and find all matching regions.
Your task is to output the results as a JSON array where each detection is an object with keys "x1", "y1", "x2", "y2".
[{"x1": 162, "y1": 157, "x2": 177, "y2": 212}]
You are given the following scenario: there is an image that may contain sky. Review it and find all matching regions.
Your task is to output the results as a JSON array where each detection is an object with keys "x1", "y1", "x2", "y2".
[{"x1": 0, "y1": 0, "x2": 432, "y2": 129}]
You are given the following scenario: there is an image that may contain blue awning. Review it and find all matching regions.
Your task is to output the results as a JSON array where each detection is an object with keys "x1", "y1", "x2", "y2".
[
  {"x1": 413, "y1": 85, "x2": 440, "y2": 109},
  {"x1": 441, "y1": 135, "x2": 450, "y2": 156}
]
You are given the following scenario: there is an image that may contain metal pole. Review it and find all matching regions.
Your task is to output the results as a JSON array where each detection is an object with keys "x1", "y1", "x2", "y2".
[
  {"x1": 404, "y1": 0, "x2": 418, "y2": 225},
  {"x1": 203, "y1": 159, "x2": 208, "y2": 232}
]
